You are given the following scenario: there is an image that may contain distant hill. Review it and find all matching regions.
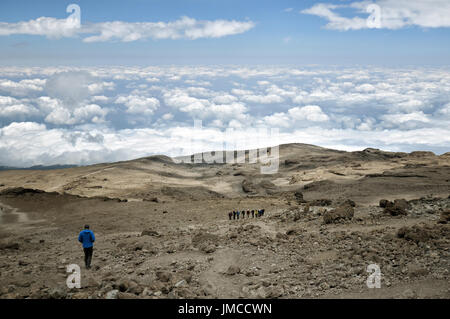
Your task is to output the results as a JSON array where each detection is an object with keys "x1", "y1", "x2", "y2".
[{"x1": 0, "y1": 164, "x2": 78, "y2": 171}]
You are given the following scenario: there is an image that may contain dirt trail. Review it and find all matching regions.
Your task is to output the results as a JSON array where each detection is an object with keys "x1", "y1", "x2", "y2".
[{"x1": 198, "y1": 248, "x2": 244, "y2": 298}]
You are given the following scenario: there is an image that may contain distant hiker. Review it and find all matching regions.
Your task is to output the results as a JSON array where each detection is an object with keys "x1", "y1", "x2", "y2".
[
  {"x1": 237, "y1": 210, "x2": 240, "y2": 219},
  {"x1": 228, "y1": 211, "x2": 232, "y2": 220},
  {"x1": 247, "y1": 210, "x2": 250, "y2": 218},
  {"x1": 251, "y1": 210, "x2": 255, "y2": 218},
  {"x1": 261, "y1": 209, "x2": 265, "y2": 217},
  {"x1": 242, "y1": 210, "x2": 245, "y2": 219},
  {"x1": 78, "y1": 224, "x2": 95, "y2": 269},
  {"x1": 233, "y1": 211, "x2": 236, "y2": 220}
]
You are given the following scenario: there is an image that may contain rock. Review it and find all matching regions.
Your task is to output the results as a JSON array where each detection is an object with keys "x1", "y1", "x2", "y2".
[
  {"x1": 48, "y1": 288, "x2": 67, "y2": 299},
  {"x1": 384, "y1": 201, "x2": 407, "y2": 216},
  {"x1": 310, "y1": 199, "x2": 332, "y2": 206},
  {"x1": 242, "y1": 179, "x2": 257, "y2": 193},
  {"x1": 141, "y1": 229, "x2": 160, "y2": 237},
  {"x1": 323, "y1": 204, "x2": 354, "y2": 224},
  {"x1": 341, "y1": 199, "x2": 356, "y2": 207},
  {"x1": 156, "y1": 271, "x2": 173, "y2": 282},
  {"x1": 226, "y1": 265, "x2": 241, "y2": 275},
  {"x1": 438, "y1": 209, "x2": 450, "y2": 224},
  {"x1": 397, "y1": 225, "x2": 431, "y2": 243},
  {"x1": 264, "y1": 286, "x2": 284, "y2": 298},
  {"x1": 303, "y1": 203, "x2": 310, "y2": 214},
  {"x1": 118, "y1": 292, "x2": 137, "y2": 299},
  {"x1": 0, "y1": 242, "x2": 20, "y2": 250},
  {"x1": 174, "y1": 280, "x2": 187, "y2": 288},
  {"x1": 105, "y1": 290, "x2": 119, "y2": 299},
  {"x1": 393, "y1": 199, "x2": 410, "y2": 210},
  {"x1": 407, "y1": 263, "x2": 428, "y2": 277},
  {"x1": 379, "y1": 199, "x2": 390, "y2": 208},
  {"x1": 276, "y1": 232, "x2": 289, "y2": 240},
  {"x1": 117, "y1": 279, "x2": 131, "y2": 292},
  {"x1": 294, "y1": 191, "x2": 306, "y2": 203},
  {"x1": 201, "y1": 244, "x2": 216, "y2": 254}
]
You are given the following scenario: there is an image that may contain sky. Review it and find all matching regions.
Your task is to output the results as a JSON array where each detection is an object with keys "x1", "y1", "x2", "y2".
[{"x1": 0, "y1": 0, "x2": 449, "y2": 166}]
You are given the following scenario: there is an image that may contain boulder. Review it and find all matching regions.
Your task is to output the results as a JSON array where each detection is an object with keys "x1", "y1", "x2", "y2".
[
  {"x1": 323, "y1": 204, "x2": 354, "y2": 224},
  {"x1": 397, "y1": 225, "x2": 431, "y2": 243}
]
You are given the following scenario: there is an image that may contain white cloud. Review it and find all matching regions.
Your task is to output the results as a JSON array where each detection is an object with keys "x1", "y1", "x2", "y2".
[
  {"x1": 241, "y1": 94, "x2": 284, "y2": 104},
  {"x1": 288, "y1": 105, "x2": 330, "y2": 122},
  {"x1": 0, "y1": 96, "x2": 39, "y2": 118},
  {"x1": 44, "y1": 103, "x2": 108, "y2": 125},
  {"x1": 0, "y1": 65, "x2": 449, "y2": 166},
  {"x1": 302, "y1": 0, "x2": 450, "y2": 30},
  {"x1": 0, "y1": 5, "x2": 254, "y2": 42},
  {"x1": 212, "y1": 94, "x2": 238, "y2": 104},
  {"x1": 115, "y1": 95, "x2": 160, "y2": 115},
  {"x1": 0, "y1": 78, "x2": 46, "y2": 96}
]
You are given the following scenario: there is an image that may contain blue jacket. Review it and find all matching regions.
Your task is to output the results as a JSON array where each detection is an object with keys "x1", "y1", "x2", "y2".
[{"x1": 78, "y1": 229, "x2": 95, "y2": 248}]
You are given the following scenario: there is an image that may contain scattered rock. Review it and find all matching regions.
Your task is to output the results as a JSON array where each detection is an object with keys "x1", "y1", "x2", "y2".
[
  {"x1": 384, "y1": 201, "x2": 407, "y2": 216},
  {"x1": 141, "y1": 229, "x2": 160, "y2": 237},
  {"x1": 397, "y1": 225, "x2": 431, "y2": 243},
  {"x1": 242, "y1": 179, "x2": 257, "y2": 193},
  {"x1": 310, "y1": 199, "x2": 332, "y2": 207},
  {"x1": 323, "y1": 204, "x2": 354, "y2": 224},
  {"x1": 156, "y1": 271, "x2": 173, "y2": 282},
  {"x1": 226, "y1": 265, "x2": 240, "y2": 275},
  {"x1": 379, "y1": 199, "x2": 390, "y2": 208},
  {"x1": 438, "y1": 209, "x2": 450, "y2": 224}
]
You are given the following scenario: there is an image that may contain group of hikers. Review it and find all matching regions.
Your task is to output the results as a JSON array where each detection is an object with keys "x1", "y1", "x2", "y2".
[{"x1": 228, "y1": 209, "x2": 265, "y2": 220}]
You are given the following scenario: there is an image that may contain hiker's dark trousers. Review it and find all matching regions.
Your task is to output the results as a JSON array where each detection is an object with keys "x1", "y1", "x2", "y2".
[{"x1": 84, "y1": 247, "x2": 93, "y2": 268}]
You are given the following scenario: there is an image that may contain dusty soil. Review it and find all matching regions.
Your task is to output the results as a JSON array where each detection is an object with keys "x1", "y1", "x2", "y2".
[{"x1": 0, "y1": 143, "x2": 449, "y2": 299}]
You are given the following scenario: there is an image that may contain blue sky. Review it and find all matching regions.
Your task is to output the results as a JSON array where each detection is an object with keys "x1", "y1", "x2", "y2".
[
  {"x1": 0, "y1": 0, "x2": 449, "y2": 66},
  {"x1": 0, "y1": 1, "x2": 449, "y2": 166}
]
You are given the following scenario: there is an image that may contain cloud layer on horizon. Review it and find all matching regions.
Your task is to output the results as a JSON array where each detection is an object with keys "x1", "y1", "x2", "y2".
[{"x1": 0, "y1": 65, "x2": 449, "y2": 167}]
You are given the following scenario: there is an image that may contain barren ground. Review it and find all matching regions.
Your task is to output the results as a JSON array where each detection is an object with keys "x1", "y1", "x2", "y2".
[{"x1": 0, "y1": 144, "x2": 449, "y2": 299}]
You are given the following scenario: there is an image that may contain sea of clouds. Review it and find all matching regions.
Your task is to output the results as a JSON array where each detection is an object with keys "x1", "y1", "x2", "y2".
[{"x1": 0, "y1": 65, "x2": 449, "y2": 167}]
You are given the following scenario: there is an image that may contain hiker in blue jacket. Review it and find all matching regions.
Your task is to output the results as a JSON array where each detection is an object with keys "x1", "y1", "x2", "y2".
[{"x1": 78, "y1": 225, "x2": 95, "y2": 269}]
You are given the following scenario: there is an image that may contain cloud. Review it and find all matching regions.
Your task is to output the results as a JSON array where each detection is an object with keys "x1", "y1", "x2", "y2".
[
  {"x1": 0, "y1": 78, "x2": 46, "y2": 96},
  {"x1": 0, "y1": 65, "x2": 449, "y2": 166},
  {"x1": 0, "y1": 8, "x2": 255, "y2": 42},
  {"x1": 288, "y1": 105, "x2": 330, "y2": 122},
  {"x1": 44, "y1": 103, "x2": 108, "y2": 125},
  {"x1": 115, "y1": 95, "x2": 160, "y2": 115},
  {"x1": 0, "y1": 96, "x2": 39, "y2": 118},
  {"x1": 0, "y1": 9, "x2": 81, "y2": 38},
  {"x1": 301, "y1": 0, "x2": 450, "y2": 30}
]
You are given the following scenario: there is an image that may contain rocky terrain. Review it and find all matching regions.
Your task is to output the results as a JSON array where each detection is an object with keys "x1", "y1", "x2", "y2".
[{"x1": 0, "y1": 143, "x2": 449, "y2": 299}]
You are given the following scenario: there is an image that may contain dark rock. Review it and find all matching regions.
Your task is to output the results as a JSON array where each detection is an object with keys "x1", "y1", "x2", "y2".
[
  {"x1": 156, "y1": 271, "x2": 173, "y2": 283},
  {"x1": 393, "y1": 199, "x2": 411, "y2": 210},
  {"x1": 397, "y1": 225, "x2": 431, "y2": 243},
  {"x1": 141, "y1": 229, "x2": 160, "y2": 237},
  {"x1": 226, "y1": 265, "x2": 240, "y2": 275},
  {"x1": 242, "y1": 179, "x2": 257, "y2": 193},
  {"x1": 310, "y1": 199, "x2": 332, "y2": 206},
  {"x1": 438, "y1": 209, "x2": 450, "y2": 224},
  {"x1": 323, "y1": 204, "x2": 354, "y2": 224},
  {"x1": 379, "y1": 199, "x2": 390, "y2": 208},
  {"x1": 384, "y1": 201, "x2": 407, "y2": 216}
]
